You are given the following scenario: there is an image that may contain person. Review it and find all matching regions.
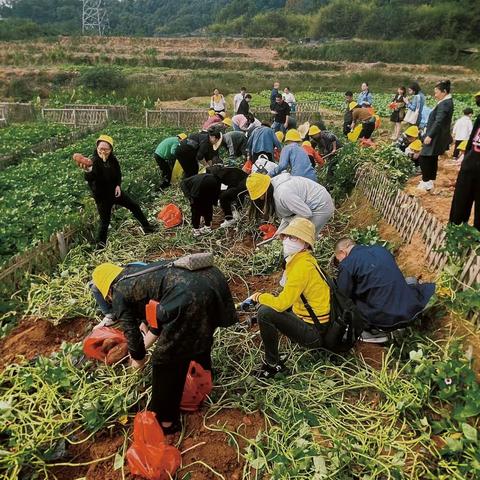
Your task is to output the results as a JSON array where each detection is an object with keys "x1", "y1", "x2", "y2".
[
  {"x1": 175, "y1": 130, "x2": 221, "y2": 178},
  {"x1": 405, "y1": 139, "x2": 422, "y2": 171},
  {"x1": 269, "y1": 129, "x2": 317, "y2": 182},
  {"x1": 357, "y1": 82, "x2": 373, "y2": 108},
  {"x1": 334, "y1": 238, "x2": 435, "y2": 343},
  {"x1": 417, "y1": 80, "x2": 454, "y2": 191},
  {"x1": 153, "y1": 133, "x2": 187, "y2": 189},
  {"x1": 404, "y1": 82, "x2": 426, "y2": 127},
  {"x1": 244, "y1": 218, "x2": 330, "y2": 378},
  {"x1": 220, "y1": 130, "x2": 248, "y2": 164},
  {"x1": 80, "y1": 135, "x2": 154, "y2": 248},
  {"x1": 343, "y1": 91, "x2": 354, "y2": 135},
  {"x1": 233, "y1": 87, "x2": 247, "y2": 114},
  {"x1": 273, "y1": 130, "x2": 283, "y2": 161},
  {"x1": 202, "y1": 111, "x2": 226, "y2": 131},
  {"x1": 308, "y1": 125, "x2": 342, "y2": 156},
  {"x1": 282, "y1": 87, "x2": 296, "y2": 113},
  {"x1": 350, "y1": 102, "x2": 375, "y2": 140},
  {"x1": 207, "y1": 164, "x2": 248, "y2": 227},
  {"x1": 452, "y1": 108, "x2": 474, "y2": 159},
  {"x1": 236, "y1": 94, "x2": 252, "y2": 116},
  {"x1": 449, "y1": 91, "x2": 480, "y2": 231},
  {"x1": 246, "y1": 172, "x2": 334, "y2": 236},
  {"x1": 395, "y1": 125, "x2": 419, "y2": 153},
  {"x1": 270, "y1": 81, "x2": 280, "y2": 109},
  {"x1": 90, "y1": 260, "x2": 237, "y2": 433},
  {"x1": 210, "y1": 88, "x2": 226, "y2": 114},
  {"x1": 270, "y1": 94, "x2": 291, "y2": 134},
  {"x1": 181, "y1": 173, "x2": 221, "y2": 236},
  {"x1": 246, "y1": 124, "x2": 283, "y2": 161},
  {"x1": 302, "y1": 141, "x2": 324, "y2": 168},
  {"x1": 390, "y1": 86, "x2": 407, "y2": 140},
  {"x1": 232, "y1": 113, "x2": 261, "y2": 132}
]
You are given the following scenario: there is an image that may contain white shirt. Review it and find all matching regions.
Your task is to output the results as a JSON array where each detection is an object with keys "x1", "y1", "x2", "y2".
[
  {"x1": 282, "y1": 92, "x2": 296, "y2": 106},
  {"x1": 453, "y1": 115, "x2": 473, "y2": 141},
  {"x1": 233, "y1": 93, "x2": 245, "y2": 113}
]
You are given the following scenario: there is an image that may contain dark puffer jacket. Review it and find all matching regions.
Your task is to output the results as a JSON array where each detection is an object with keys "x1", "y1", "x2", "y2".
[
  {"x1": 84, "y1": 149, "x2": 121, "y2": 200},
  {"x1": 111, "y1": 261, "x2": 237, "y2": 364}
]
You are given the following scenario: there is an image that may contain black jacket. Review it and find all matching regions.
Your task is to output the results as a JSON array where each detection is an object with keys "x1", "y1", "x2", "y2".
[
  {"x1": 181, "y1": 173, "x2": 221, "y2": 205},
  {"x1": 111, "y1": 261, "x2": 237, "y2": 364},
  {"x1": 207, "y1": 165, "x2": 247, "y2": 188},
  {"x1": 185, "y1": 131, "x2": 215, "y2": 163},
  {"x1": 84, "y1": 150, "x2": 121, "y2": 200},
  {"x1": 237, "y1": 99, "x2": 250, "y2": 116},
  {"x1": 421, "y1": 97, "x2": 454, "y2": 156}
]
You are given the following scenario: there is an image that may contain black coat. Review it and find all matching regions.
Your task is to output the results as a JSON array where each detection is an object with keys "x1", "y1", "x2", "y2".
[
  {"x1": 84, "y1": 150, "x2": 121, "y2": 200},
  {"x1": 236, "y1": 98, "x2": 250, "y2": 116},
  {"x1": 111, "y1": 261, "x2": 237, "y2": 364},
  {"x1": 421, "y1": 97, "x2": 453, "y2": 156},
  {"x1": 206, "y1": 165, "x2": 247, "y2": 188},
  {"x1": 183, "y1": 132, "x2": 215, "y2": 163},
  {"x1": 181, "y1": 173, "x2": 221, "y2": 205}
]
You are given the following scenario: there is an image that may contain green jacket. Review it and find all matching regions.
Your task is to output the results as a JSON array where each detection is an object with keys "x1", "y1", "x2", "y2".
[{"x1": 155, "y1": 137, "x2": 179, "y2": 160}]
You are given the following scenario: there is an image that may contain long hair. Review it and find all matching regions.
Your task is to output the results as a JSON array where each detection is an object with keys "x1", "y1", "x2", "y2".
[{"x1": 248, "y1": 184, "x2": 275, "y2": 221}]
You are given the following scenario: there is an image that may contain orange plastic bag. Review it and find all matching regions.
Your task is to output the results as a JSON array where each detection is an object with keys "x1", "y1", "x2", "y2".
[
  {"x1": 242, "y1": 158, "x2": 253, "y2": 174},
  {"x1": 180, "y1": 361, "x2": 213, "y2": 412},
  {"x1": 374, "y1": 114, "x2": 381, "y2": 130},
  {"x1": 157, "y1": 203, "x2": 182, "y2": 228},
  {"x1": 259, "y1": 223, "x2": 277, "y2": 241},
  {"x1": 359, "y1": 138, "x2": 376, "y2": 148},
  {"x1": 82, "y1": 327, "x2": 127, "y2": 363},
  {"x1": 126, "y1": 411, "x2": 182, "y2": 480}
]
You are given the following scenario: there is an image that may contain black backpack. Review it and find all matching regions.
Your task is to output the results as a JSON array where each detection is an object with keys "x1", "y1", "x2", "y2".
[{"x1": 300, "y1": 266, "x2": 366, "y2": 353}]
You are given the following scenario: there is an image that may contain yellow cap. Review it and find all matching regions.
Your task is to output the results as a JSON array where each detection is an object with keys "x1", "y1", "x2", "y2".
[
  {"x1": 208, "y1": 109, "x2": 215, "y2": 117},
  {"x1": 285, "y1": 129, "x2": 302, "y2": 142},
  {"x1": 409, "y1": 139, "x2": 422, "y2": 151},
  {"x1": 281, "y1": 217, "x2": 316, "y2": 249},
  {"x1": 348, "y1": 101, "x2": 358, "y2": 111},
  {"x1": 92, "y1": 263, "x2": 123, "y2": 299},
  {"x1": 474, "y1": 91, "x2": 480, "y2": 97},
  {"x1": 458, "y1": 140, "x2": 468, "y2": 151},
  {"x1": 308, "y1": 125, "x2": 321, "y2": 136},
  {"x1": 222, "y1": 117, "x2": 233, "y2": 127},
  {"x1": 96, "y1": 134, "x2": 113, "y2": 147},
  {"x1": 275, "y1": 131, "x2": 284, "y2": 142},
  {"x1": 404, "y1": 125, "x2": 419, "y2": 138},
  {"x1": 177, "y1": 133, "x2": 187, "y2": 140},
  {"x1": 246, "y1": 173, "x2": 271, "y2": 200},
  {"x1": 302, "y1": 141, "x2": 312, "y2": 147}
]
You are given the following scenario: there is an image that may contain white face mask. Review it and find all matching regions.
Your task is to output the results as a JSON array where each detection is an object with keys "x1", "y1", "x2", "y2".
[{"x1": 282, "y1": 237, "x2": 304, "y2": 258}]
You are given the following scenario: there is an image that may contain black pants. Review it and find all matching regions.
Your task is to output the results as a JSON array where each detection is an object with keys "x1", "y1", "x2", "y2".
[
  {"x1": 94, "y1": 193, "x2": 150, "y2": 245},
  {"x1": 449, "y1": 154, "x2": 480, "y2": 230},
  {"x1": 153, "y1": 153, "x2": 172, "y2": 186},
  {"x1": 150, "y1": 351, "x2": 212, "y2": 424},
  {"x1": 359, "y1": 121, "x2": 375, "y2": 139},
  {"x1": 219, "y1": 185, "x2": 246, "y2": 219},
  {"x1": 176, "y1": 144, "x2": 199, "y2": 178},
  {"x1": 191, "y1": 201, "x2": 213, "y2": 228},
  {"x1": 452, "y1": 140, "x2": 462, "y2": 159},
  {"x1": 257, "y1": 306, "x2": 325, "y2": 365},
  {"x1": 419, "y1": 155, "x2": 439, "y2": 181}
]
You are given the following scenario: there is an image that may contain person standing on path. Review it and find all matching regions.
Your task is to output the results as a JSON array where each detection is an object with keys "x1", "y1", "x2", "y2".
[
  {"x1": 417, "y1": 80, "x2": 454, "y2": 192},
  {"x1": 405, "y1": 82, "x2": 426, "y2": 128},
  {"x1": 270, "y1": 81, "x2": 280, "y2": 109},
  {"x1": 390, "y1": 86, "x2": 407, "y2": 140},
  {"x1": 452, "y1": 108, "x2": 474, "y2": 159},
  {"x1": 210, "y1": 88, "x2": 226, "y2": 114},
  {"x1": 270, "y1": 94, "x2": 291, "y2": 134},
  {"x1": 236, "y1": 94, "x2": 252, "y2": 116},
  {"x1": 357, "y1": 82, "x2": 373, "y2": 108},
  {"x1": 153, "y1": 133, "x2": 187, "y2": 189},
  {"x1": 233, "y1": 87, "x2": 247, "y2": 114},
  {"x1": 81, "y1": 135, "x2": 154, "y2": 248}
]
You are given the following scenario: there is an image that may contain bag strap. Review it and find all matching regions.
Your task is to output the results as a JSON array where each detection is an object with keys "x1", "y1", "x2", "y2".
[
  {"x1": 120, "y1": 262, "x2": 173, "y2": 282},
  {"x1": 300, "y1": 293, "x2": 326, "y2": 334}
]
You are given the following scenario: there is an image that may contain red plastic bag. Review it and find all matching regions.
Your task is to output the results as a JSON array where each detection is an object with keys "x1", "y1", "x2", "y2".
[
  {"x1": 157, "y1": 203, "x2": 182, "y2": 228},
  {"x1": 259, "y1": 223, "x2": 277, "y2": 241},
  {"x1": 126, "y1": 411, "x2": 182, "y2": 480},
  {"x1": 82, "y1": 327, "x2": 127, "y2": 363},
  {"x1": 180, "y1": 361, "x2": 212, "y2": 412},
  {"x1": 388, "y1": 102, "x2": 397, "y2": 110},
  {"x1": 242, "y1": 158, "x2": 253, "y2": 174}
]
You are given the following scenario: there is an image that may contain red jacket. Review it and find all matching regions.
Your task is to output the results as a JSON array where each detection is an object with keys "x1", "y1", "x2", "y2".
[{"x1": 302, "y1": 145, "x2": 324, "y2": 166}]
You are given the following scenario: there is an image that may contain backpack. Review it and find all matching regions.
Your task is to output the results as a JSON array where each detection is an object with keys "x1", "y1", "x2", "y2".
[{"x1": 300, "y1": 266, "x2": 366, "y2": 353}]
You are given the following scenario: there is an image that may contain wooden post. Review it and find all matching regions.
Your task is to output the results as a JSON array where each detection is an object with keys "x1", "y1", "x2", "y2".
[
  {"x1": 72, "y1": 109, "x2": 77, "y2": 128},
  {"x1": 56, "y1": 232, "x2": 68, "y2": 259}
]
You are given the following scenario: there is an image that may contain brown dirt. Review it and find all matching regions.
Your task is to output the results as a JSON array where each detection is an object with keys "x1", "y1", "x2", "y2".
[
  {"x1": 354, "y1": 342, "x2": 386, "y2": 370},
  {"x1": 229, "y1": 272, "x2": 283, "y2": 302},
  {"x1": 0, "y1": 316, "x2": 91, "y2": 369},
  {"x1": 395, "y1": 232, "x2": 436, "y2": 281}
]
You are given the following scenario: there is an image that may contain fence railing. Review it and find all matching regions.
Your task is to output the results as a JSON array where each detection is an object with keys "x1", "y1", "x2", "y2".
[
  {"x1": 0, "y1": 102, "x2": 36, "y2": 122},
  {"x1": 64, "y1": 104, "x2": 128, "y2": 122},
  {"x1": 42, "y1": 108, "x2": 109, "y2": 126}
]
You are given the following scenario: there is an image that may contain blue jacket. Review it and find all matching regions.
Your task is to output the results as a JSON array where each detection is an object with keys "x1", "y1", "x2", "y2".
[
  {"x1": 357, "y1": 91, "x2": 373, "y2": 107},
  {"x1": 247, "y1": 125, "x2": 282, "y2": 156},
  {"x1": 337, "y1": 245, "x2": 435, "y2": 328},
  {"x1": 270, "y1": 142, "x2": 317, "y2": 182},
  {"x1": 407, "y1": 92, "x2": 426, "y2": 127}
]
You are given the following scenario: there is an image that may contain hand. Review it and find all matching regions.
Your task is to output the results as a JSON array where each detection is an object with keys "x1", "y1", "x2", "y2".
[
  {"x1": 130, "y1": 357, "x2": 146, "y2": 370},
  {"x1": 284, "y1": 122, "x2": 288, "y2": 129},
  {"x1": 115, "y1": 185, "x2": 121, "y2": 197},
  {"x1": 139, "y1": 322, "x2": 149, "y2": 336},
  {"x1": 247, "y1": 292, "x2": 261, "y2": 303},
  {"x1": 424, "y1": 136, "x2": 432, "y2": 145}
]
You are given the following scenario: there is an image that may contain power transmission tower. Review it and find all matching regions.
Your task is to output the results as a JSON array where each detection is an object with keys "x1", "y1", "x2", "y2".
[{"x1": 82, "y1": 0, "x2": 109, "y2": 36}]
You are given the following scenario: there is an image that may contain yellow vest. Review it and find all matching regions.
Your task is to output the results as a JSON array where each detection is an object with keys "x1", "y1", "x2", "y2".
[{"x1": 258, "y1": 251, "x2": 330, "y2": 324}]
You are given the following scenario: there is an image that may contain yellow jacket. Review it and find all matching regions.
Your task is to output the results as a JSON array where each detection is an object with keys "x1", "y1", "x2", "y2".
[{"x1": 258, "y1": 251, "x2": 330, "y2": 324}]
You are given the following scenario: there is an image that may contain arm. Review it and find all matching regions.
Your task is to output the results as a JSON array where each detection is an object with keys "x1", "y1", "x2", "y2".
[
  {"x1": 407, "y1": 95, "x2": 418, "y2": 111},
  {"x1": 466, "y1": 117, "x2": 480, "y2": 151},
  {"x1": 273, "y1": 132, "x2": 283, "y2": 150},
  {"x1": 279, "y1": 193, "x2": 313, "y2": 218},
  {"x1": 270, "y1": 147, "x2": 290, "y2": 177},
  {"x1": 225, "y1": 136, "x2": 236, "y2": 160},
  {"x1": 337, "y1": 265, "x2": 354, "y2": 298}
]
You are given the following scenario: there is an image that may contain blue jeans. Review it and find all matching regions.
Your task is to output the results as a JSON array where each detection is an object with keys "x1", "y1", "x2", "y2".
[
  {"x1": 88, "y1": 281, "x2": 112, "y2": 316},
  {"x1": 271, "y1": 122, "x2": 286, "y2": 134}
]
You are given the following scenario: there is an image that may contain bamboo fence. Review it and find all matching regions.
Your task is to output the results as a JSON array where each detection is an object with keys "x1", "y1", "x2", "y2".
[
  {"x1": 42, "y1": 108, "x2": 109, "y2": 126},
  {"x1": 0, "y1": 102, "x2": 36, "y2": 122},
  {"x1": 64, "y1": 104, "x2": 128, "y2": 122}
]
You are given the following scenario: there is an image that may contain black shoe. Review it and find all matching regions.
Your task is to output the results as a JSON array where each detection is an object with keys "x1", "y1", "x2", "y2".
[
  {"x1": 256, "y1": 362, "x2": 287, "y2": 380},
  {"x1": 142, "y1": 224, "x2": 156, "y2": 234},
  {"x1": 161, "y1": 419, "x2": 182, "y2": 435}
]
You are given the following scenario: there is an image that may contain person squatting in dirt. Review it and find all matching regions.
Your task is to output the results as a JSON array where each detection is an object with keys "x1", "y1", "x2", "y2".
[{"x1": 91, "y1": 260, "x2": 237, "y2": 434}]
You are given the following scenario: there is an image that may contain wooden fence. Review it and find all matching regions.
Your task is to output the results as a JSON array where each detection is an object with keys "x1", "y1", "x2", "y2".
[
  {"x1": 356, "y1": 163, "x2": 480, "y2": 290},
  {"x1": 0, "y1": 106, "x2": 6, "y2": 128},
  {"x1": 64, "y1": 104, "x2": 128, "y2": 122},
  {"x1": 0, "y1": 102, "x2": 36, "y2": 122},
  {"x1": 42, "y1": 108, "x2": 109, "y2": 126}
]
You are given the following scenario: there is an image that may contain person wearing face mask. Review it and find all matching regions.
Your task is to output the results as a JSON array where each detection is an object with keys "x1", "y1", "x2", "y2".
[
  {"x1": 245, "y1": 218, "x2": 330, "y2": 379},
  {"x1": 80, "y1": 135, "x2": 154, "y2": 248}
]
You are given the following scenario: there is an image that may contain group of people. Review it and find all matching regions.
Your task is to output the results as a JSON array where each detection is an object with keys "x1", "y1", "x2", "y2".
[{"x1": 77, "y1": 80, "x2": 479, "y2": 435}]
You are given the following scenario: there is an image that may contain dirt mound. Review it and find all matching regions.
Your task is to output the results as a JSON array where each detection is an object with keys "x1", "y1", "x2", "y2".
[{"x1": 0, "y1": 317, "x2": 91, "y2": 369}]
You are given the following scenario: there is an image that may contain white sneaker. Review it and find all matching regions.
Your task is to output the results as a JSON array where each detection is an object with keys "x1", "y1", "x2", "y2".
[
  {"x1": 417, "y1": 180, "x2": 432, "y2": 191},
  {"x1": 360, "y1": 330, "x2": 389, "y2": 344},
  {"x1": 192, "y1": 228, "x2": 202, "y2": 237},
  {"x1": 220, "y1": 218, "x2": 236, "y2": 228},
  {"x1": 199, "y1": 226, "x2": 212, "y2": 234},
  {"x1": 426, "y1": 180, "x2": 434, "y2": 191}
]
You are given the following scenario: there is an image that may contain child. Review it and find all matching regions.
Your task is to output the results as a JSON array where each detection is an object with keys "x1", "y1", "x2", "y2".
[
  {"x1": 395, "y1": 125, "x2": 419, "y2": 152},
  {"x1": 405, "y1": 139, "x2": 422, "y2": 172},
  {"x1": 452, "y1": 108, "x2": 473, "y2": 159}
]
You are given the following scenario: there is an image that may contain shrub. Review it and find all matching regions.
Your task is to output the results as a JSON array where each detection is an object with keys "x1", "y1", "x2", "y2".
[{"x1": 78, "y1": 67, "x2": 127, "y2": 93}]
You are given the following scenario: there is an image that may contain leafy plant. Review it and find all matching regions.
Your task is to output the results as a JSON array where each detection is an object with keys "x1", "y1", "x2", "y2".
[{"x1": 350, "y1": 225, "x2": 392, "y2": 250}]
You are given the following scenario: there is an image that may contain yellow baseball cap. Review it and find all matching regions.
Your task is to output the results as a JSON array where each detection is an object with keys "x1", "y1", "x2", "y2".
[
  {"x1": 92, "y1": 263, "x2": 123, "y2": 299},
  {"x1": 246, "y1": 173, "x2": 271, "y2": 200}
]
